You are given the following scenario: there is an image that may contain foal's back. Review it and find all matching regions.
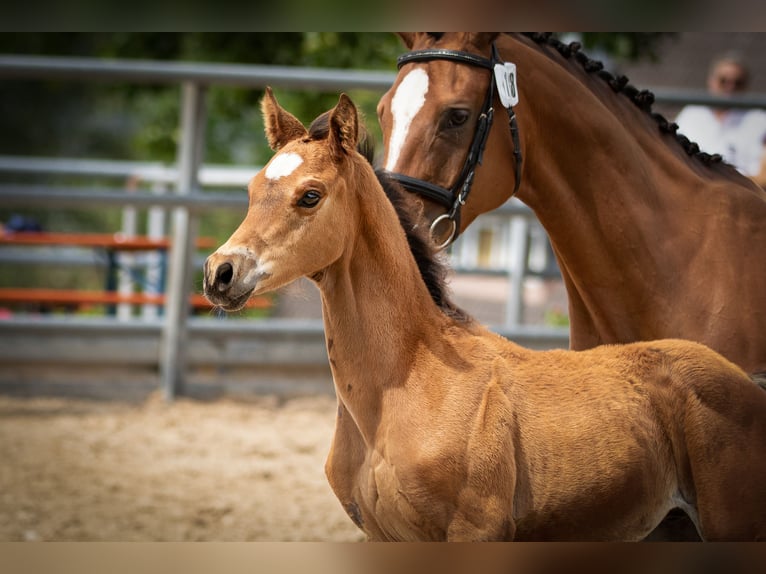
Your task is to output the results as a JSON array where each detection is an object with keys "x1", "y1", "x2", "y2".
[{"x1": 498, "y1": 337, "x2": 766, "y2": 540}]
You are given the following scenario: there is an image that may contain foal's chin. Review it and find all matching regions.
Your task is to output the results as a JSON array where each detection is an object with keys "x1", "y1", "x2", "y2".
[{"x1": 205, "y1": 287, "x2": 255, "y2": 312}]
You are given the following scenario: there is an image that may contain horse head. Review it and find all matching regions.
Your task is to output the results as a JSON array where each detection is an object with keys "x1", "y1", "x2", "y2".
[{"x1": 377, "y1": 32, "x2": 519, "y2": 246}]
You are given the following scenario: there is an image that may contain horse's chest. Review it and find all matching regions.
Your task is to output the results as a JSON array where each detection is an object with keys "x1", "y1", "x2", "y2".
[{"x1": 338, "y1": 451, "x2": 449, "y2": 541}]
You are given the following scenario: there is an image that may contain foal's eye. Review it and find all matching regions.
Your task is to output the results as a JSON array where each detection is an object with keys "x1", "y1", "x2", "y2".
[
  {"x1": 297, "y1": 190, "x2": 322, "y2": 208},
  {"x1": 446, "y1": 109, "x2": 470, "y2": 128}
]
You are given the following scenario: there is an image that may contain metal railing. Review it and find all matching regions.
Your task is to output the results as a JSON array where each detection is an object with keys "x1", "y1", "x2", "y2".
[
  {"x1": 0, "y1": 55, "x2": 401, "y2": 399},
  {"x1": 2, "y1": 54, "x2": 764, "y2": 399}
]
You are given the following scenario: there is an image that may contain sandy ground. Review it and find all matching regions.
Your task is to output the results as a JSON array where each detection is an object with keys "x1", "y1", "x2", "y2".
[
  {"x1": 0, "y1": 392, "x2": 365, "y2": 542},
  {"x1": 0, "y1": 270, "x2": 568, "y2": 543}
]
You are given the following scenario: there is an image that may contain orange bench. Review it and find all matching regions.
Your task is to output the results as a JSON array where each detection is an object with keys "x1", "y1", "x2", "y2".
[
  {"x1": 0, "y1": 231, "x2": 217, "y2": 251},
  {"x1": 0, "y1": 232, "x2": 268, "y2": 314},
  {"x1": 0, "y1": 287, "x2": 270, "y2": 310}
]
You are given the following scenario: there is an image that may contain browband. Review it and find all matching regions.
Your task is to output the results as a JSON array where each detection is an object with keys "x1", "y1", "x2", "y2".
[{"x1": 397, "y1": 49, "x2": 494, "y2": 70}]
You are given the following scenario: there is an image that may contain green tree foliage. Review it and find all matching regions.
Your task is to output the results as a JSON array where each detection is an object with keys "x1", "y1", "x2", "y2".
[
  {"x1": 0, "y1": 33, "x2": 400, "y2": 166},
  {"x1": 0, "y1": 33, "x2": 405, "y2": 302},
  {"x1": 0, "y1": 32, "x2": 671, "y2": 166},
  {"x1": 0, "y1": 33, "x2": 670, "y2": 309},
  {"x1": 579, "y1": 32, "x2": 676, "y2": 61}
]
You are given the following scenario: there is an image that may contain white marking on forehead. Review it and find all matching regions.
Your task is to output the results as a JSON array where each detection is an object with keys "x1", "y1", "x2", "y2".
[
  {"x1": 385, "y1": 68, "x2": 429, "y2": 171},
  {"x1": 265, "y1": 152, "x2": 303, "y2": 180}
]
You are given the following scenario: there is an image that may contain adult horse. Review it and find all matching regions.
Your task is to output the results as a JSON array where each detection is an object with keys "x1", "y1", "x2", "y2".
[
  {"x1": 377, "y1": 32, "x2": 766, "y2": 379},
  {"x1": 203, "y1": 90, "x2": 766, "y2": 541}
]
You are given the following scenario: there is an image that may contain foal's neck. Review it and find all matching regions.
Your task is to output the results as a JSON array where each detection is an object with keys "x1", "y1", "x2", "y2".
[{"x1": 317, "y1": 181, "x2": 456, "y2": 436}]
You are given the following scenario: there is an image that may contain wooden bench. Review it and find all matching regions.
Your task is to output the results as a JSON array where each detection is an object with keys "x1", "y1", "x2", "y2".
[
  {"x1": 0, "y1": 231, "x2": 217, "y2": 251},
  {"x1": 0, "y1": 288, "x2": 271, "y2": 311},
  {"x1": 0, "y1": 232, "x2": 272, "y2": 314}
]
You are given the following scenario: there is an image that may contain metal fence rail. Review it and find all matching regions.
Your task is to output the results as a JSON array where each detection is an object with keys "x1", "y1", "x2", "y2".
[
  {"x1": 0, "y1": 315, "x2": 570, "y2": 399},
  {"x1": 0, "y1": 55, "x2": 403, "y2": 399},
  {"x1": 0, "y1": 54, "x2": 396, "y2": 90},
  {"x1": 4, "y1": 54, "x2": 766, "y2": 106}
]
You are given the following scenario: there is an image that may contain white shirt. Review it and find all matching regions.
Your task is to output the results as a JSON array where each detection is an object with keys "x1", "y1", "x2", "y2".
[{"x1": 675, "y1": 105, "x2": 766, "y2": 176}]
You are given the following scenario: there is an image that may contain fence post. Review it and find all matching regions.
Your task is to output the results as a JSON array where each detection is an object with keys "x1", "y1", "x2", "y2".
[
  {"x1": 505, "y1": 216, "x2": 530, "y2": 328},
  {"x1": 117, "y1": 176, "x2": 139, "y2": 320},
  {"x1": 160, "y1": 81, "x2": 207, "y2": 401},
  {"x1": 142, "y1": 181, "x2": 168, "y2": 320}
]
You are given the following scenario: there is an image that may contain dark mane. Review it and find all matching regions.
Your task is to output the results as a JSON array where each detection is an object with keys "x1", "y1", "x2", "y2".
[
  {"x1": 308, "y1": 109, "x2": 468, "y2": 322},
  {"x1": 519, "y1": 32, "x2": 725, "y2": 168},
  {"x1": 375, "y1": 169, "x2": 469, "y2": 323}
]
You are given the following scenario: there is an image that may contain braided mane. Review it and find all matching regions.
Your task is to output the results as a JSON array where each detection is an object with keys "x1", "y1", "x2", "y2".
[{"x1": 520, "y1": 32, "x2": 724, "y2": 166}]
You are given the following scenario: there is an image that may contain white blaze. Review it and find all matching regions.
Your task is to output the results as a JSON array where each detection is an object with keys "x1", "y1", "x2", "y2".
[
  {"x1": 265, "y1": 152, "x2": 303, "y2": 180},
  {"x1": 385, "y1": 68, "x2": 429, "y2": 171}
]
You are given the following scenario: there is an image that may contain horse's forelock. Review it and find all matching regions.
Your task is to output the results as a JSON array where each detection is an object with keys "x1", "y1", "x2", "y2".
[{"x1": 308, "y1": 110, "x2": 374, "y2": 164}]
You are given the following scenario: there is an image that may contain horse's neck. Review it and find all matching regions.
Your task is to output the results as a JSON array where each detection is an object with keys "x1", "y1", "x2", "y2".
[
  {"x1": 504, "y1": 35, "x2": 705, "y2": 345},
  {"x1": 318, "y1": 195, "x2": 451, "y2": 439}
]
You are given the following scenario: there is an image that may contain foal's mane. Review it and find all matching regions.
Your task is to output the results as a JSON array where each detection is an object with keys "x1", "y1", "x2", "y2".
[
  {"x1": 375, "y1": 169, "x2": 469, "y2": 322},
  {"x1": 308, "y1": 111, "x2": 468, "y2": 323}
]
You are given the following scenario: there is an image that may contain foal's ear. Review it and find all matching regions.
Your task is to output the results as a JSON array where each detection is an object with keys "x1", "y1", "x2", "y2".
[
  {"x1": 328, "y1": 93, "x2": 358, "y2": 160},
  {"x1": 261, "y1": 87, "x2": 308, "y2": 151}
]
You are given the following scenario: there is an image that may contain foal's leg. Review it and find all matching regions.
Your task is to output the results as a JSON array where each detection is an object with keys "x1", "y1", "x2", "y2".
[{"x1": 446, "y1": 376, "x2": 517, "y2": 541}]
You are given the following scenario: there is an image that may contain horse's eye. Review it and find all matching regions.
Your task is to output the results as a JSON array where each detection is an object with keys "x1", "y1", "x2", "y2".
[
  {"x1": 446, "y1": 109, "x2": 470, "y2": 128},
  {"x1": 298, "y1": 190, "x2": 322, "y2": 208}
]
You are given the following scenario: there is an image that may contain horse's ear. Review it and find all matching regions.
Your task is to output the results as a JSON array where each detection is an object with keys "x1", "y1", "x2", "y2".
[
  {"x1": 328, "y1": 93, "x2": 358, "y2": 160},
  {"x1": 261, "y1": 87, "x2": 308, "y2": 151},
  {"x1": 468, "y1": 33, "x2": 500, "y2": 50},
  {"x1": 397, "y1": 32, "x2": 416, "y2": 49}
]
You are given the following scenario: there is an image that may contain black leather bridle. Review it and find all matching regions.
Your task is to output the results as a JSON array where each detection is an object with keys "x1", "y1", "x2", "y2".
[{"x1": 385, "y1": 43, "x2": 522, "y2": 249}]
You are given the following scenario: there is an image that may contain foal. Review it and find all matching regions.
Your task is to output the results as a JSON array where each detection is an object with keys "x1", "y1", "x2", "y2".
[{"x1": 204, "y1": 90, "x2": 766, "y2": 541}]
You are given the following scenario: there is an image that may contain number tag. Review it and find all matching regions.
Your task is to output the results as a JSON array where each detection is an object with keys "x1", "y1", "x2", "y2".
[{"x1": 494, "y1": 62, "x2": 519, "y2": 108}]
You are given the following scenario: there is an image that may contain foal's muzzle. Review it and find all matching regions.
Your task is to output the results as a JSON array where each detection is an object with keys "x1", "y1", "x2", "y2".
[{"x1": 203, "y1": 254, "x2": 255, "y2": 311}]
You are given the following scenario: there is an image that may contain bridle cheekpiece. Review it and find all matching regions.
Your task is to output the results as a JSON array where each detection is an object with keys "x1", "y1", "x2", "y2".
[{"x1": 387, "y1": 43, "x2": 522, "y2": 249}]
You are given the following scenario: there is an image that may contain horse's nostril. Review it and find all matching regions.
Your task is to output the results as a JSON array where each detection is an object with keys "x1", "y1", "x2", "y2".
[{"x1": 215, "y1": 262, "x2": 234, "y2": 288}]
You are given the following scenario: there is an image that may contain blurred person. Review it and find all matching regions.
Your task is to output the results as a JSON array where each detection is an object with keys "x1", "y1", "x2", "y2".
[{"x1": 675, "y1": 51, "x2": 766, "y2": 187}]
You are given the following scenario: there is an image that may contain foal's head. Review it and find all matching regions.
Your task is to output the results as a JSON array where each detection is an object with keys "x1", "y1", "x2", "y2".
[{"x1": 204, "y1": 88, "x2": 365, "y2": 311}]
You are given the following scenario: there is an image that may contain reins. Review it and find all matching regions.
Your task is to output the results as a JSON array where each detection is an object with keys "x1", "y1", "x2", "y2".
[{"x1": 386, "y1": 43, "x2": 523, "y2": 249}]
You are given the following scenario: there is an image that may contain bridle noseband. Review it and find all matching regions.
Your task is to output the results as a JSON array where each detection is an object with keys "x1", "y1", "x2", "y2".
[{"x1": 386, "y1": 43, "x2": 523, "y2": 249}]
